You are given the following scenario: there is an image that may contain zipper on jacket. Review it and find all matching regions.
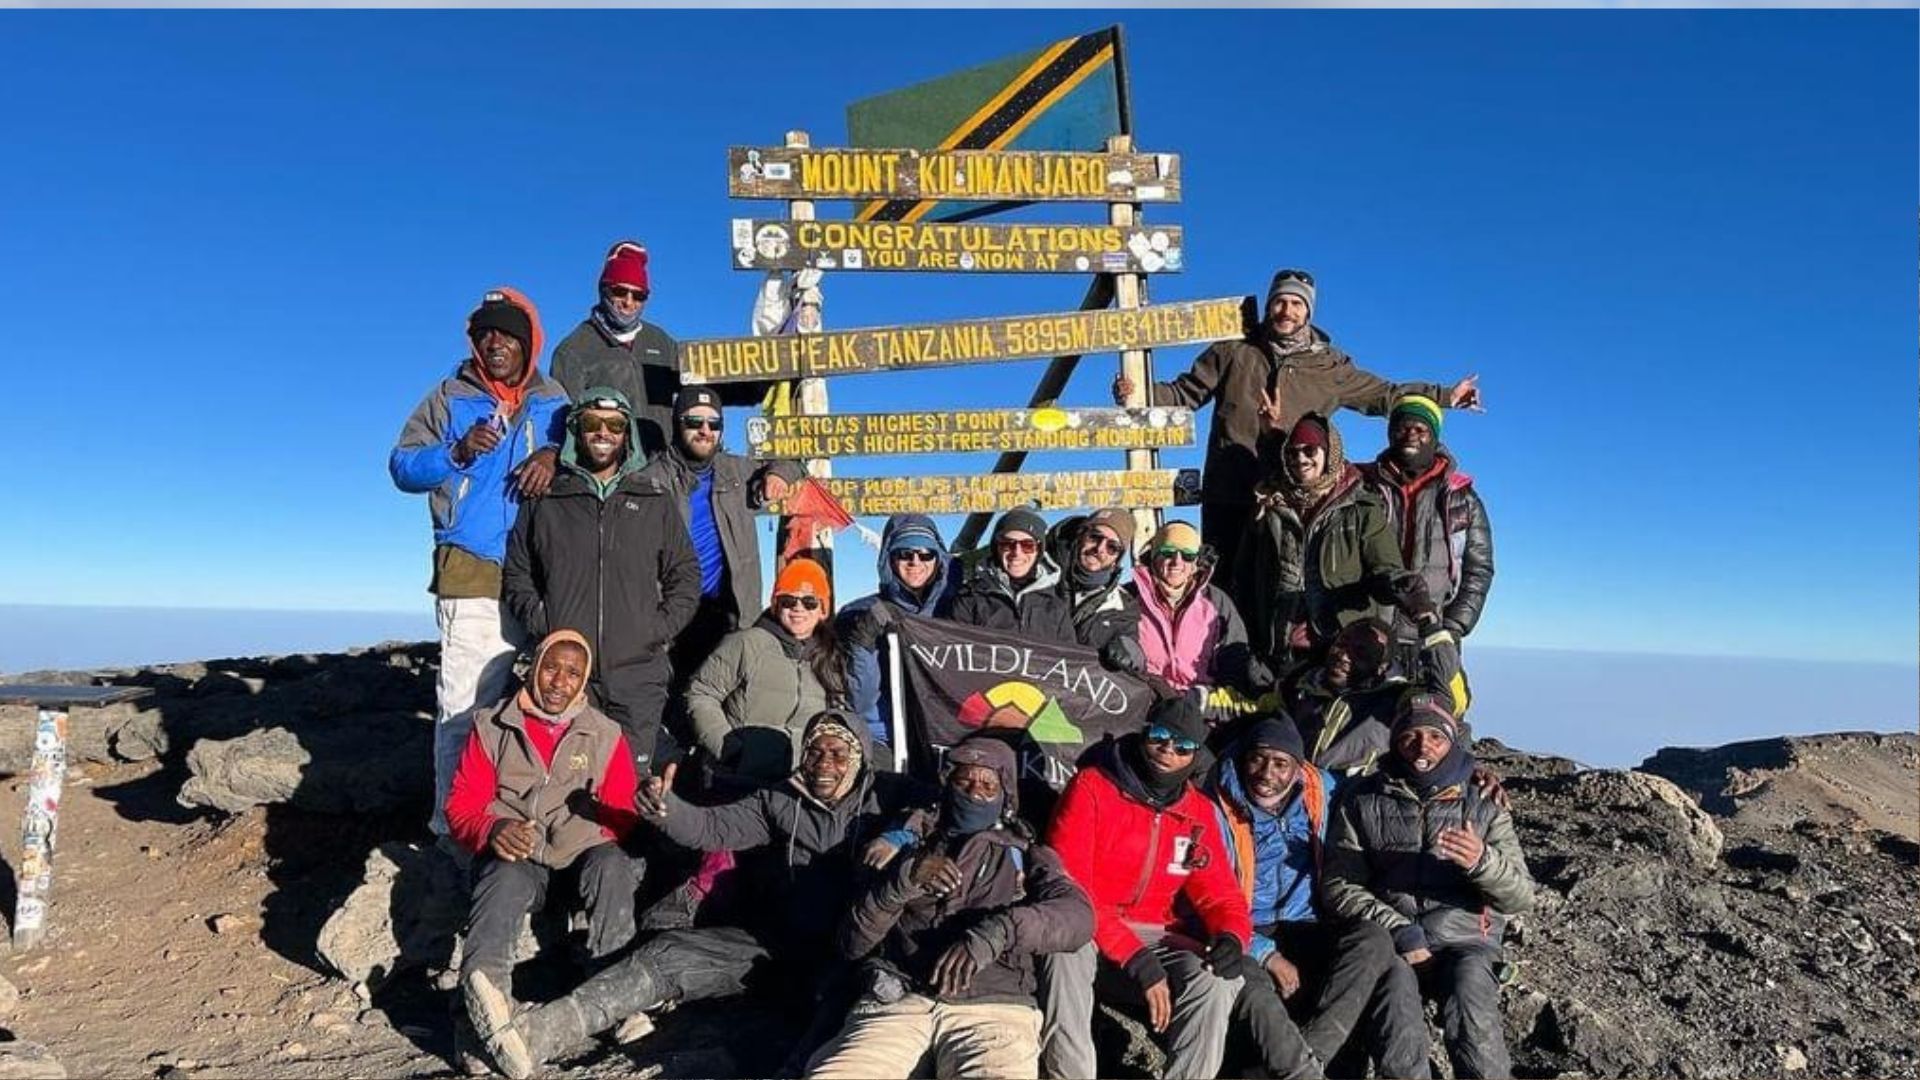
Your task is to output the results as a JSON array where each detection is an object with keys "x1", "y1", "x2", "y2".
[{"x1": 1127, "y1": 810, "x2": 1165, "y2": 910}]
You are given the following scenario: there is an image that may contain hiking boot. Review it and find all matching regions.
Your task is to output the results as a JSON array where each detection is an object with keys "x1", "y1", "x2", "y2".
[{"x1": 462, "y1": 971, "x2": 535, "y2": 1080}]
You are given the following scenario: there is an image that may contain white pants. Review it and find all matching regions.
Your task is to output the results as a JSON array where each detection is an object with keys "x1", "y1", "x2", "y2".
[{"x1": 432, "y1": 596, "x2": 523, "y2": 835}]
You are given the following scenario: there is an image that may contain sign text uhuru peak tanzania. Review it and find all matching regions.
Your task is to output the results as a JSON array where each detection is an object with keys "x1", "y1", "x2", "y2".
[
  {"x1": 729, "y1": 147, "x2": 1180, "y2": 203},
  {"x1": 680, "y1": 297, "x2": 1251, "y2": 384}
]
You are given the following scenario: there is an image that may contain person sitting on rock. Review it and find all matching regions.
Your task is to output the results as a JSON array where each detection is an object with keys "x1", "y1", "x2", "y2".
[
  {"x1": 805, "y1": 735, "x2": 1093, "y2": 1079},
  {"x1": 1321, "y1": 691, "x2": 1535, "y2": 1079},
  {"x1": 1041, "y1": 694, "x2": 1252, "y2": 1080},
  {"x1": 686, "y1": 557, "x2": 849, "y2": 792},
  {"x1": 464, "y1": 710, "x2": 936, "y2": 1080},
  {"x1": 950, "y1": 509, "x2": 1076, "y2": 641},
  {"x1": 447, "y1": 629, "x2": 641, "y2": 1007},
  {"x1": 1282, "y1": 617, "x2": 1470, "y2": 780},
  {"x1": 1204, "y1": 716, "x2": 1423, "y2": 1079}
]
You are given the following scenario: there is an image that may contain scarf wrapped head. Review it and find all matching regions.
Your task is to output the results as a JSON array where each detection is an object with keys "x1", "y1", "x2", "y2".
[
  {"x1": 517, "y1": 628, "x2": 593, "y2": 724},
  {"x1": 1264, "y1": 412, "x2": 1347, "y2": 513},
  {"x1": 794, "y1": 711, "x2": 865, "y2": 804}
]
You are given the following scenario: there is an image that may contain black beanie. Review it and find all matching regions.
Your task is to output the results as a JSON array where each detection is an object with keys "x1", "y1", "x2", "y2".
[
  {"x1": 1144, "y1": 693, "x2": 1209, "y2": 747},
  {"x1": 468, "y1": 299, "x2": 533, "y2": 355},
  {"x1": 1244, "y1": 717, "x2": 1305, "y2": 761},
  {"x1": 993, "y1": 508, "x2": 1047, "y2": 545},
  {"x1": 674, "y1": 386, "x2": 722, "y2": 416}
]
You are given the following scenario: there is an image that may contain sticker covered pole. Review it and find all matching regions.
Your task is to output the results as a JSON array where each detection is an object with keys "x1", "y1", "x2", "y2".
[
  {"x1": 1108, "y1": 133, "x2": 1162, "y2": 549},
  {"x1": 773, "y1": 129, "x2": 835, "y2": 581}
]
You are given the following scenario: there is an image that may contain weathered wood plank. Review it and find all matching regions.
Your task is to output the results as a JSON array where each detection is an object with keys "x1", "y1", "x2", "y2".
[
  {"x1": 745, "y1": 406, "x2": 1194, "y2": 459},
  {"x1": 729, "y1": 146, "x2": 1180, "y2": 203},
  {"x1": 759, "y1": 468, "x2": 1201, "y2": 518},
  {"x1": 681, "y1": 296, "x2": 1252, "y2": 385},
  {"x1": 731, "y1": 218, "x2": 1183, "y2": 274}
]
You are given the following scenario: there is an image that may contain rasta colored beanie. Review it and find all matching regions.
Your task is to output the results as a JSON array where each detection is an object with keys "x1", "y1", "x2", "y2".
[{"x1": 1391, "y1": 394, "x2": 1445, "y2": 438}]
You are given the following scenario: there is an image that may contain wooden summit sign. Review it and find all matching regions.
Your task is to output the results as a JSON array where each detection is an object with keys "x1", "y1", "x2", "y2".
[
  {"x1": 730, "y1": 147, "x2": 1181, "y2": 203},
  {"x1": 746, "y1": 406, "x2": 1195, "y2": 459},
  {"x1": 681, "y1": 296, "x2": 1251, "y2": 384},
  {"x1": 762, "y1": 468, "x2": 1202, "y2": 518},
  {"x1": 732, "y1": 219, "x2": 1184, "y2": 274}
]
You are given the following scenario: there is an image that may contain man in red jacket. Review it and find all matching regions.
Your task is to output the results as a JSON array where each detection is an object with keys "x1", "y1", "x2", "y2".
[{"x1": 1044, "y1": 695, "x2": 1253, "y2": 1079}]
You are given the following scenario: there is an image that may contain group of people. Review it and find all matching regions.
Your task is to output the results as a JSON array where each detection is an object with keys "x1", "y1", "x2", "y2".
[{"x1": 390, "y1": 247, "x2": 1528, "y2": 1078}]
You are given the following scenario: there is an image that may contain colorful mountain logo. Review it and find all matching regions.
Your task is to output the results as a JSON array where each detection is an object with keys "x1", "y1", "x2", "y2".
[{"x1": 955, "y1": 681, "x2": 1084, "y2": 744}]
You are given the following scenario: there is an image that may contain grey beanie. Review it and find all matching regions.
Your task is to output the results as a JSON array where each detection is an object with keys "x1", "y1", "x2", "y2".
[
  {"x1": 1266, "y1": 269, "x2": 1316, "y2": 317},
  {"x1": 992, "y1": 508, "x2": 1048, "y2": 545}
]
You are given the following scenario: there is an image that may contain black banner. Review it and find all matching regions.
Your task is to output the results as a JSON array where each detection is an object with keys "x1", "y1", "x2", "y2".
[{"x1": 891, "y1": 613, "x2": 1153, "y2": 811}]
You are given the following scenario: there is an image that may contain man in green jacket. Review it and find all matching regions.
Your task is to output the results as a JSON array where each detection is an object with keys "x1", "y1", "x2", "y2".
[
  {"x1": 1115, "y1": 269, "x2": 1481, "y2": 576},
  {"x1": 1321, "y1": 692, "x2": 1534, "y2": 1079}
]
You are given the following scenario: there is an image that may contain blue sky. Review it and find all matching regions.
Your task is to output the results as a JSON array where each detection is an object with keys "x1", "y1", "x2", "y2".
[{"x1": 3, "y1": 10, "x2": 1915, "y2": 665}]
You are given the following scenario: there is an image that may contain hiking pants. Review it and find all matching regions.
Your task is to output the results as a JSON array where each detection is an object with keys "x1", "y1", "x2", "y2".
[
  {"x1": 461, "y1": 845, "x2": 636, "y2": 996},
  {"x1": 1233, "y1": 919, "x2": 1411, "y2": 1079},
  {"x1": 1041, "y1": 928, "x2": 1242, "y2": 1080},
  {"x1": 807, "y1": 994, "x2": 1043, "y2": 1079},
  {"x1": 594, "y1": 658, "x2": 674, "y2": 775},
  {"x1": 1424, "y1": 944, "x2": 1508, "y2": 1079},
  {"x1": 432, "y1": 597, "x2": 523, "y2": 835}
]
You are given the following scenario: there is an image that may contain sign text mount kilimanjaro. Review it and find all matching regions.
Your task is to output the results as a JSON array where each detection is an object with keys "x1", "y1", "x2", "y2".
[{"x1": 730, "y1": 147, "x2": 1181, "y2": 203}]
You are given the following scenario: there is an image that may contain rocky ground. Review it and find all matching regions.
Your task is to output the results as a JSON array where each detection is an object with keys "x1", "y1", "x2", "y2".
[{"x1": 0, "y1": 645, "x2": 1913, "y2": 1078}]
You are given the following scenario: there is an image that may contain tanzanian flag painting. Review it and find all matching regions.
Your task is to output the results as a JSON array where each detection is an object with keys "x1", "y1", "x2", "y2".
[{"x1": 846, "y1": 25, "x2": 1130, "y2": 224}]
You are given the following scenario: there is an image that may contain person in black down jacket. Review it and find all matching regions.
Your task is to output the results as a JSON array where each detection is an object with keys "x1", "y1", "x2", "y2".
[
  {"x1": 950, "y1": 509, "x2": 1076, "y2": 641},
  {"x1": 1322, "y1": 692, "x2": 1534, "y2": 1079}
]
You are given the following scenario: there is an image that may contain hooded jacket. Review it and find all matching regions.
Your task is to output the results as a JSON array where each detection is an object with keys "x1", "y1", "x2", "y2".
[
  {"x1": 444, "y1": 632, "x2": 637, "y2": 870},
  {"x1": 1284, "y1": 629, "x2": 1469, "y2": 779},
  {"x1": 951, "y1": 559, "x2": 1077, "y2": 641},
  {"x1": 637, "y1": 445, "x2": 804, "y2": 630},
  {"x1": 1359, "y1": 448, "x2": 1495, "y2": 644},
  {"x1": 655, "y1": 713, "x2": 938, "y2": 953},
  {"x1": 1204, "y1": 747, "x2": 1330, "y2": 962},
  {"x1": 1148, "y1": 325, "x2": 1449, "y2": 506},
  {"x1": 686, "y1": 612, "x2": 841, "y2": 786},
  {"x1": 1238, "y1": 463, "x2": 1419, "y2": 663},
  {"x1": 839, "y1": 514, "x2": 961, "y2": 747},
  {"x1": 551, "y1": 317, "x2": 770, "y2": 459},
  {"x1": 501, "y1": 388, "x2": 703, "y2": 691},
  {"x1": 1321, "y1": 758, "x2": 1534, "y2": 952},
  {"x1": 1124, "y1": 562, "x2": 1260, "y2": 695},
  {"x1": 841, "y1": 742, "x2": 1092, "y2": 1006},
  {"x1": 1047, "y1": 735, "x2": 1252, "y2": 967},
  {"x1": 390, "y1": 288, "x2": 570, "y2": 596}
]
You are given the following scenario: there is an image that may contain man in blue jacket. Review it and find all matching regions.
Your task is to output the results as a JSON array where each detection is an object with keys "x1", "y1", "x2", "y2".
[
  {"x1": 835, "y1": 514, "x2": 958, "y2": 751},
  {"x1": 389, "y1": 287, "x2": 569, "y2": 837},
  {"x1": 1206, "y1": 716, "x2": 1420, "y2": 1079}
]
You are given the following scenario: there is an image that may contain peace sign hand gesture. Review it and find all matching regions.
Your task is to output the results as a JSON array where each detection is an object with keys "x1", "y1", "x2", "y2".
[{"x1": 1258, "y1": 388, "x2": 1287, "y2": 432}]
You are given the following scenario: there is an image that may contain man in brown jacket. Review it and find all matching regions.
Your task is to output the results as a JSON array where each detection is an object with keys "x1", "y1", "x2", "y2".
[{"x1": 1115, "y1": 268, "x2": 1482, "y2": 578}]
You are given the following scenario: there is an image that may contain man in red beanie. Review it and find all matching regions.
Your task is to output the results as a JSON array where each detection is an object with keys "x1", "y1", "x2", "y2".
[{"x1": 551, "y1": 240, "x2": 774, "y2": 459}]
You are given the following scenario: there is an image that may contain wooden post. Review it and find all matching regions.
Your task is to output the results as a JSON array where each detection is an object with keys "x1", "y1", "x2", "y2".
[
  {"x1": 778, "y1": 128, "x2": 834, "y2": 580},
  {"x1": 1108, "y1": 133, "x2": 1161, "y2": 550},
  {"x1": 13, "y1": 708, "x2": 68, "y2": 950}
]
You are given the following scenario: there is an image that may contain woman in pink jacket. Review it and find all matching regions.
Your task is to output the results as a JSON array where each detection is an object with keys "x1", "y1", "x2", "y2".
[{"x1": 1123, "y1": 522, "x2": 1269, "y2": 704}]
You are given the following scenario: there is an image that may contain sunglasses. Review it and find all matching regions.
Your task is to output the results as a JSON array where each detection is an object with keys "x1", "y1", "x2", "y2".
[
  {"x1": 1083, "y1": 535, "x2": 1127, "y2": 558},
  {"x1": 1153, "y1": 546, "x2": 1200, "y2": 564},
  {"x1": 1145, "y1": 725, "x2": 1202, "y2": 755},
  {"x1": 577, "y1": 414, "x2": 628, "y2": 435},
  {"x1": 679, "y1": 416, "x2": 724, "y2": 433},
  {"x1": 891, "y1": 549, "x2": 939, "y2": 565},
  {"x1": 604, "y1": 285, "x2": 649, "y2": 302},
  {"x1": 776, "y1": 594, "x2": 823, "y2": 612},
  {"x1": 995, "y1": 537, "x2": 1038, "y2": 554},
  {"x1": 1273, "y1": 268, "x2": 1315, "y2": 286}
]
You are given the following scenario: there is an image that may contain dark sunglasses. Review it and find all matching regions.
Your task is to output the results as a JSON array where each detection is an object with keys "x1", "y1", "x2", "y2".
[
  {"x1": 776, "y1": 594, "x2": 822, "y2": 612},
  {"x1": 577, "y1": 414, "x2": 628, "y2": 435},
  {"x1": 1152, "y1": 546, "x2": 1200, "y2": 564},
  {"x1": 1145, "y1": 725, "x2": 1202, "y2": 755},
  {"x1": 891, "y1": 548, "x2": 939, "y2": 565},
  {"x1": 995, "y1": 537, "x2": 1038, "y2": 554},
  {"x1": 1083, "y1": 535, "x2": 1127, "y2": 558},
  {"x1": 679, "y1": 416, "x2": 724, "y2": 433},
  {"x1": 1273, "y1": 268, "x2": 1314, "y2": 286},
  {"x1": 604, "y1": 285, "x2": 649, "y2": 302}
]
